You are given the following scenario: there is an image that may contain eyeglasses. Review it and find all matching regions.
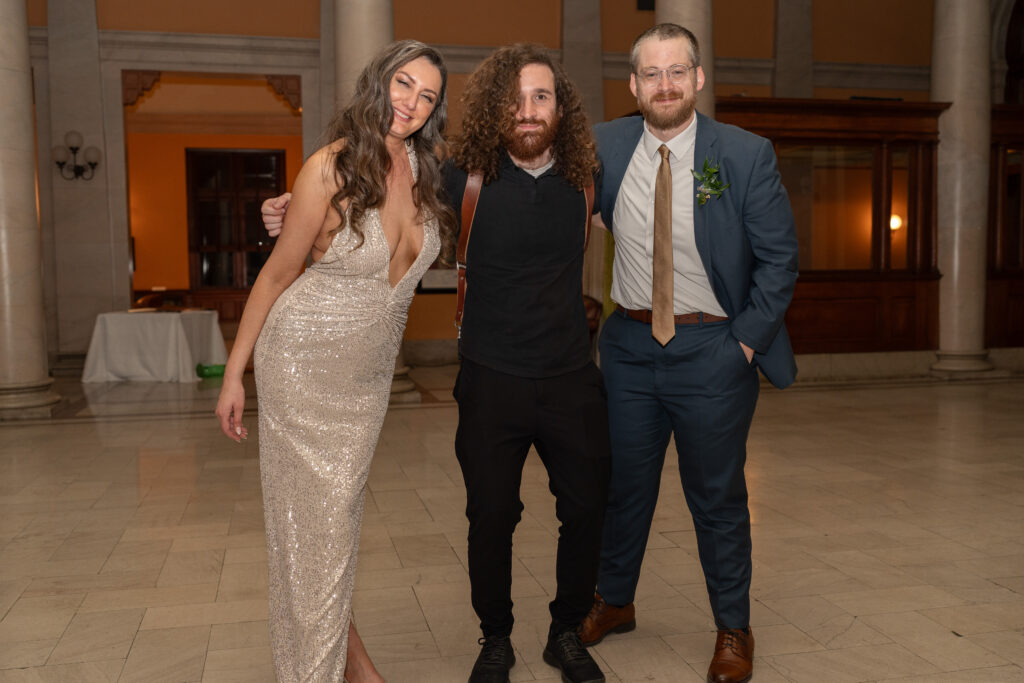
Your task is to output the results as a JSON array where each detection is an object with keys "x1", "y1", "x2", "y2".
[{"x1": 636, "y1": 64, "x2": 698, "y2": 86}]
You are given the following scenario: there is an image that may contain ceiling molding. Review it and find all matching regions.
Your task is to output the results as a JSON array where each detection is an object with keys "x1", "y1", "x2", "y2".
[{"x1": 124, "y1": 112, "x2": 302, "y2": 136}]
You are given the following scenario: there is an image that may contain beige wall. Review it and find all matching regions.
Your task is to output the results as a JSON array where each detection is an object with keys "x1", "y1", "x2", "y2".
[
  {"x1": 395, "y1": 0, "x2": 560, "y2": 47},
  {"x1": 601, "y1": 2, "x2": 657, "y2": 53},
  {"x1": 127, "y1": 74, "x2": 300, "y2": 117},
  {"x1": 26, "y1": 0, "x2": 935, "y2": 65},
  {"x1": 125, "y1": 75, "x2": 303, "y2": 292},
  {"x1": 600, "y1": 0, "x2": 936, "y2": 113},
  {"x1": 25, "y1": 0, "x2": 944, "y2": 342},
  {"x1": 127, "y1": 132, "x2": 304, "y2": 292},
  {"x1": 603, "y1": 79, "x2": 636, "y2": 121},
  {"x1": 714, "y1": 0, "x2": 775, "y2": 60},
  {"x1": 602, "y1": 0, "x2": 933, "y2": 65},
  {"x1": 815, "y1": 0, "x2": 932, "y2": 65},
  {"x1": 407, "y1": 294, "x2": 458, "y2": 341},
  {"x1": 29, "y1": 0, "x2": 319, "y2": 35},
  {"x1": 26, "y1": 0, "x2": 45, "y2": 25}
]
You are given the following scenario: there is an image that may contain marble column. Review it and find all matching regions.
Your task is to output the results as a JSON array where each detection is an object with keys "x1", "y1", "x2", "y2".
[
  {"x1": 389, "y1": 349, "x2": 420, "y2": 404},
  {"x1": 561, "y1": 0, "x2": 604, "y2": 124},
  {"x1": 656, "y1": 0, "x2": 714, "y2": 118},
  {"x1": 0, "y1": 0, "x2": 60, "y2": 417},
  {"x1": 930, "y1": 0, "x2": 993, "y2": 373},
  {"x1": 562, "y1": 0, "x2": 606, "y2": 304},
  {"x1": 320, "y1": 0, "x2": 337, "y2": 134},
  {"x1": 773, "y1": 0, "x2": 814, "y2": 98},
  {"x1": 334, "y1": 0, "x2": 394, "y2": 107},
  {"x1": 330, "y1": 1, "x2": 413, "y2": 399},
  {"x1": 47, "y1": 0, "x2": 127, "y2": 354},
  {"x1": 773, "y1": 0, "x2": 814, "y2": 273}
]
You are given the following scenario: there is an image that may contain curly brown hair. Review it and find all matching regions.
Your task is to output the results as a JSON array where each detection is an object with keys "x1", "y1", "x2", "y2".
[
  {"x1": 323, "y1": 40, "x2": 457, "y2": 263},
  {"x1": 450, "y1": 44, "x2": 599, "y2": 189}
]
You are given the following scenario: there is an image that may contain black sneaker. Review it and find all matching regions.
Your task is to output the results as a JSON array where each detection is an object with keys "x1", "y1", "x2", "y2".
[
  {"x1": 468, "y1": 635, "x2": 515, "y2": 683},
  {"x1": 543, "y1": 629, "x2": 605, "y2": 683}
]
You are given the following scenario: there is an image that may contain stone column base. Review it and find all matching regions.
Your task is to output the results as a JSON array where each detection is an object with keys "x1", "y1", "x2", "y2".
[
  {"x1": 402, "y1": 339, "x2": 458, "y2": 367},
  {"x1": 933, "y1": 352, "x2": 995, "y2": 374},
  {"x1": 0, "y1": 377, "x2": 61, "y2": 419},
  {"x1": 389, "y1": 351, "x2": 421, "y2": 404}
]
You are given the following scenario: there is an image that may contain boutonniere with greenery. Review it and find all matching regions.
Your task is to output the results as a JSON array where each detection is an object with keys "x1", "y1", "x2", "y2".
[{"x1": 692, "y1": 158, "x2": 730, "y2": 206}]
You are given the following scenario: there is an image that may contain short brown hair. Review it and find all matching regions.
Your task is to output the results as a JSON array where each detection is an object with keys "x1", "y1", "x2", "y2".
[{"x1": 629, "y1": 23, "x2": 700, "y2": 72}]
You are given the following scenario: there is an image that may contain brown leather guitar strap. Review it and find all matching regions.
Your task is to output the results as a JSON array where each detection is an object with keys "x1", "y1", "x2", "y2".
[
  {"x1": 454, "y1": 171, "x2": 596, "y2": 330},
  {"x1": 454, "y1": 171, "x2": 483, "y2": 329},
  {"x1": 583, "y1": 179, "x2": 595, "y2": 250}
]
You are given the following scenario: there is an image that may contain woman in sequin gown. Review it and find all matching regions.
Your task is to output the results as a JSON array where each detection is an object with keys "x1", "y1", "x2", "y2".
[{"x1": 215, "y1": 41, "x2": 456, "y2": 682}]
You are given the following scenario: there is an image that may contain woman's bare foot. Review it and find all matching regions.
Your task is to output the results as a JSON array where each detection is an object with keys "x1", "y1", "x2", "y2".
[{"x1": 345, "y1": 622, "x2": 385, "y2": 682}]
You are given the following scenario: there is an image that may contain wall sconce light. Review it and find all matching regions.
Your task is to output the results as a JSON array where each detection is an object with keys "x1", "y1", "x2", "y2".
[
  {"x1": 889, "y1": 214, "x2": 903, "y2": 231},
  {"x1": 52, "y1": 131, "x2": 101, "y2": 180}
]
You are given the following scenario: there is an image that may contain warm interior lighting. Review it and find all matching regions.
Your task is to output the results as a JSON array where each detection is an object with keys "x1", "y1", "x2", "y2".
[
  {"x1": 53, "y1": 130, "x2": 101, "y2": 180},
  {"x1": 890, "y1": 214, "x2": 903, "y2": 231}
]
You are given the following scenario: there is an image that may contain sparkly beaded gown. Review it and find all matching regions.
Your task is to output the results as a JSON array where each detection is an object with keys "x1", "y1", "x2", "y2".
[{"x1": 253, "y1": 147, "x2": 439, "y2": 681}]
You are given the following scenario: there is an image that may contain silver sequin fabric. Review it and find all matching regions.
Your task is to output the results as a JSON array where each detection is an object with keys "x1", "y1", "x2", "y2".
[{"x1": 253, "y1": 147, "x2": 439, "y2": 681}]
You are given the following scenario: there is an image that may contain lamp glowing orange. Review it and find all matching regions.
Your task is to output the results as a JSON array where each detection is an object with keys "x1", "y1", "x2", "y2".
[{"x1": 890, "y1": 214, "x2": 903, "y2": 231}]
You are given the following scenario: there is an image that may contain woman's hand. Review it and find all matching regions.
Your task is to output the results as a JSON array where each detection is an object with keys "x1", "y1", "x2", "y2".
[{"x1": 215, "y1": 378, "x2": 248, "y2": 442}]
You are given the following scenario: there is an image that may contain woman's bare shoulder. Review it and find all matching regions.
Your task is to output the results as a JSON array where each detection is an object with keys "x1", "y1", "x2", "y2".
[
  {"x1": 306, "y1": 141, "x2": 345, "y2": 170},
  {"x1": 325, "y1": 138, "x2": 347, "y2": 154},
  {"x1": 299, "y1": 141, "x2": 347, "y2": 196}
]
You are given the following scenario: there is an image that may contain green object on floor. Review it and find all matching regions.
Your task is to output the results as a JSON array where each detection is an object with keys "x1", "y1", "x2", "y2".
[{"x1": 196, "y1": 364, "x2": 225, "y2": 377}]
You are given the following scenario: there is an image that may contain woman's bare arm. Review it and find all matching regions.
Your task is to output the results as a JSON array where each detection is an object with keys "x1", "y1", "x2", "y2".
[{"x1": 215, "y1": 147, "x2": 339, "y2": 441}]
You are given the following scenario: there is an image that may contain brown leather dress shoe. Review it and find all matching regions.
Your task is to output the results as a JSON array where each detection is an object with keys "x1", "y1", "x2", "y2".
[
  {"x1": 706, "y1": 627, "x2": 754, "y2": 683},
  {"x1": 578, "y1": 593, "x2": 636, "y2": 646}
]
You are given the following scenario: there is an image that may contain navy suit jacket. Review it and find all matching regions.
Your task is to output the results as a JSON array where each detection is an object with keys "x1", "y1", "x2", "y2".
[{"x1": 593, "y1": 113, "x2": 799, "y2": 389}]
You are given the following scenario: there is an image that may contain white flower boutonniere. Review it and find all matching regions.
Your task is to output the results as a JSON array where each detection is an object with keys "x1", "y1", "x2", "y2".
[{"x1": 692, "y1": 158, "x2": 730, "y2": 206}]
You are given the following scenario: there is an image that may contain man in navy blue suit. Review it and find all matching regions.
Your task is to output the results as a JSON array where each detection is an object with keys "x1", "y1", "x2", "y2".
[{"x1": 578, "y1": 23, "x2": 798, "y2": 683}]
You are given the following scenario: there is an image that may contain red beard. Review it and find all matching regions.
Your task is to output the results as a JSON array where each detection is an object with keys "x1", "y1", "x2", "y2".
[
  {"x1": 501, "y1": 115, "x2": 559, "y2": 162},
  {"x1": 639, "y1": 91, "x2": 695, "y2": 131}
]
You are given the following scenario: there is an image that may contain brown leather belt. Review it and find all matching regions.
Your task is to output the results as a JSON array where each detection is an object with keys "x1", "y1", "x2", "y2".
[{"x1": 616, "y1": 304, "x2": 728, "y2": 325}]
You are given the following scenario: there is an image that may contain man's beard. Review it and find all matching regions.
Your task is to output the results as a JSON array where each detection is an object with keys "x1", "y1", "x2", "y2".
[
  {"x1": 639, "y1": 90, "x2": 695, "y2": 131},
  {"x1": 501, "y1": 115, "x2": 559, "y2": 162}
]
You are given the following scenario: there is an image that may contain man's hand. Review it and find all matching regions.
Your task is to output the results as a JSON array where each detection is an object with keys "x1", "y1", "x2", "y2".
[
  {"x1": 739, "y1": 341, "x2": 754, "y2": 364},
  {"x1": 261, "y1": 193, "x2": 292, "y2": 237}
]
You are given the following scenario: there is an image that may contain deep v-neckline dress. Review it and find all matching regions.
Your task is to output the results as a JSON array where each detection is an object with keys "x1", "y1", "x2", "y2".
[{"x1": 253, "y1": 144, "x2": 439, "y2": 681}]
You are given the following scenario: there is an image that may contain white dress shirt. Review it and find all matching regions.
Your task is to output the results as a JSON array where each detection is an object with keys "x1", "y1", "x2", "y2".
[{"x1": 610, "y1": 117, "x2": 727, "y2": 317}]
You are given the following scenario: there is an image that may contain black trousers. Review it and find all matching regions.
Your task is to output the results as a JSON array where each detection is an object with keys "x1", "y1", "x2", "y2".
[{"x1": 454, "y1": 358, "x2": 611, "y2": 638}]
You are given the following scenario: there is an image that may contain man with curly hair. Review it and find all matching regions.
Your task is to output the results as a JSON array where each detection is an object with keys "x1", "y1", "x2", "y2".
[
  {"x1": 267, "y1": 43, "x2": 611, "y2": 683},
  {"x1": 445, "y1": 44, "x2": 609, "y2": 683}
]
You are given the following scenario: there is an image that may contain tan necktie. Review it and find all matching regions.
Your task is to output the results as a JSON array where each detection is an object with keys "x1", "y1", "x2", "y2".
[{"x1": 652, "y1": 144, "x2": 674, "y2": 346}]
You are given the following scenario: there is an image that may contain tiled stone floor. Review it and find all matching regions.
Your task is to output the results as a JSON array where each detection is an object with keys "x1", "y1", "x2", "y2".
[{"x1": 1, "y1": 369, "x2": 1022, "y2": 682}]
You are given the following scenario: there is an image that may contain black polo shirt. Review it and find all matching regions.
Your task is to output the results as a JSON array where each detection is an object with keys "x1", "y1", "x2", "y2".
[{"x1": 443, "y1": 154, "x2": 599, "y2": 378}]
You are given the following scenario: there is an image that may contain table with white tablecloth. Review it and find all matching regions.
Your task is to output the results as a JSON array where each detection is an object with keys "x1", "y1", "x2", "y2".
[
  {"x1": 179, "y1": 310, "x2": 228, "y2": 367},
  {"x1": 82, "y1": 310, "x2": 228, "y2": 383}
]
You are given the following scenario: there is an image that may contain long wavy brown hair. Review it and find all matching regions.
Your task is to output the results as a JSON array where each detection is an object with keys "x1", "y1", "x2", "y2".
[
  {"x1": 323, "y1": 40, "x2": 457, "y2": 263},
  {"x1": 450, "y1": 44, "x2": 599, "y2": 189}
]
